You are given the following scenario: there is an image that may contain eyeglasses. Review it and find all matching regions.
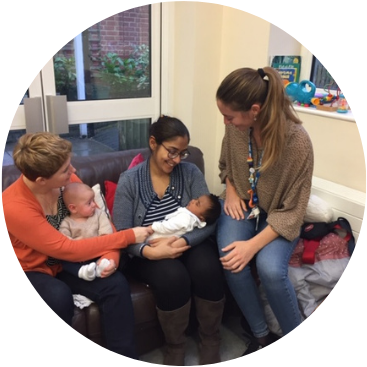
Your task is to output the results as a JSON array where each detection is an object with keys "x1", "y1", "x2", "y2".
[{"x1": 161, "y1": 143, "x2": 190, "y2": 160}]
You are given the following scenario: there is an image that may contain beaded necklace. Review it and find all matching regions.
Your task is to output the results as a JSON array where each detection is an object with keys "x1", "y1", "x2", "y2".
[{"x1": 246, "y1": 127, "x2": 263, "y2": 229}]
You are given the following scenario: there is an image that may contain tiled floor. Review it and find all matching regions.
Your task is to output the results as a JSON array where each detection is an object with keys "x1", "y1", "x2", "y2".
[{"x1": 140, "y1": 314, "x2": 250, "y2": 365}]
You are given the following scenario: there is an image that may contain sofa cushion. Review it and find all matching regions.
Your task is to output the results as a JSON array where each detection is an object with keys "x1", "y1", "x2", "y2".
[
  {"x1": 104, "y1": 180, "x2": 117, "y2": 216},
  {"x1": 128, "y1": 153, "x2": 145, "y2": 169},
  {"x1": 70, "y1": 148, "x2": 151, "y2": 196},
  {"x1": 92, "y1": 183, "x2": 110, "y2": 218},
  {"x1": 2, "y1": 164, "x2": 22, "y2": 191},
  {"x1": 104, "y1": 153, "x2": 145, "y2": 216}
]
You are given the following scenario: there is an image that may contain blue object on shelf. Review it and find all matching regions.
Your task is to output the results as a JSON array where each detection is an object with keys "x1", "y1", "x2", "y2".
[{"x1": 285, "y1": 80, "x2": 316, "y2": 105}]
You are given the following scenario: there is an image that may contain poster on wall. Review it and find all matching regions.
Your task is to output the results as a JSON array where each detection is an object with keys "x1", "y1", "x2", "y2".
[{"x1": 270, "y1": 55, "x2": 301, "y2": 86}]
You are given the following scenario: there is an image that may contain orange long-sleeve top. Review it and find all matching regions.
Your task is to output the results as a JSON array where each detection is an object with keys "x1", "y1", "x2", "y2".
[{"x1": 3, "y1": 174, "x2": 135, "y2": 277}]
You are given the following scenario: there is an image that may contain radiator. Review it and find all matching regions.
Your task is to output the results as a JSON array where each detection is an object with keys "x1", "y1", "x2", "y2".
[{"x1": 311, "y1": 176, "x2": 365, "y2": 242}]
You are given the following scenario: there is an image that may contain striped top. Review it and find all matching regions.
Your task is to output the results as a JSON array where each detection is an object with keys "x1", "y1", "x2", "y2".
[
  {"x1": 113, "y1": 159, "x2": 215, "y2": 256},
  {"x1": 142, "y1": 190, "x2": 180, "y2": 226}
]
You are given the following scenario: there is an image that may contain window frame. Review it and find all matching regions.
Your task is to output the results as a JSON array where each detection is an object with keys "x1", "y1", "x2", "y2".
[
  {"x1": 300, "y1": 46, "x2": 340, "y2": 96},
  {"x1": 9, "y1": 4, "x2": 161, "y2": 132}
]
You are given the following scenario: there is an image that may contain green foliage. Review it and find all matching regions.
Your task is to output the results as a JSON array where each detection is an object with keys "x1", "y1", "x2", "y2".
[
  {"x1": 54, "y1": 55, "x2": 77, "y2": 96},
  {"x1": 95, "y1": 44, "x2": 150, "y2": 96}
]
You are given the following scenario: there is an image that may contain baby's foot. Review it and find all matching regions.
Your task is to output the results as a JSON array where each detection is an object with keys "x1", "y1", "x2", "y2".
[{"x1": 78, "y1": 262, "x2": 97, "y2": 281}]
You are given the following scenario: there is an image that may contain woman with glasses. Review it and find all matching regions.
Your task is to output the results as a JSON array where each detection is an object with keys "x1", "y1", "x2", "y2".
[{"x1": 113, "y1": 115, "x2": 225, "y2": 365}]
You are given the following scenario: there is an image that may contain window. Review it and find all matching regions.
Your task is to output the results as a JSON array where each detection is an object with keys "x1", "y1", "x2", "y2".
[
  {"x1": 297, "y1": 46, "x2": 353, "y2": 116},
  {"x1": 20, "y1": 90, "x2": 29, "y2": 105},
  {"x1": 310, "y1": 56, "x2": 339, "y2": 92},
  {"x1": 54, "y1": 8, "x2": 151, "y2": 102},
  {"x1": 299, "y1": 44, "x2": 348, "y2": 95},
  {"x1": 4, "y1": 4, "x2": 161, "y2": 166}
]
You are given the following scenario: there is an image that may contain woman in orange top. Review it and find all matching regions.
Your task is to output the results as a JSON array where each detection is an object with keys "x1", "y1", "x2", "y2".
[{"x1": 2, "y1": 132, "x2": 152, "y2": 359}]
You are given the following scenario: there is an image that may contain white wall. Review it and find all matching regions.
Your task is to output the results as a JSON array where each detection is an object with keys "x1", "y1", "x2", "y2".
[
  {"x1": 300, "y1": 111, "x2": 365, "y2": 192},
  {"x1": 268, "y1": 24, "x2": 302, "y2": 57},
  {"x1": 164, "y1": 2, "x2": 366, "y2": 197}
]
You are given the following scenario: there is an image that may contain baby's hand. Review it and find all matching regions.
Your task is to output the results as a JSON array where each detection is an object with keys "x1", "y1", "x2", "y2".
[
  {"x1": 132, "y1": 226, "x2": 153, "y2": 243},
  {"x1": 96, "y1": 258, "x2": 111, "y2": 277},
  {"x1": 96, "y1": 259, "x2": 116, "y2": 278}
]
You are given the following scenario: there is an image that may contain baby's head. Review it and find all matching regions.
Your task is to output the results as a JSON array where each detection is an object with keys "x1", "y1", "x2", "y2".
[
  {"x1": 63, "y1": 182, "x2": 96, "y2": 218},
  {"x1": 186, "y1": 194, "x2": 221, "y2": 225}
]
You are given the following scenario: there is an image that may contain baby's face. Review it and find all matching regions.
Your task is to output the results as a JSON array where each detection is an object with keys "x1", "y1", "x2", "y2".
[
  {"x1": 186, "y1": 195, "x2": 211, "y2": 220},
  {"x1": 74, "y1": 188, "x2": 97, "y2": 218}
]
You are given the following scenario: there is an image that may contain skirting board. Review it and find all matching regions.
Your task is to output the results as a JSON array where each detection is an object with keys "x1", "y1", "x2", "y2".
[{"x1": 311, "y1": 176, "x2": 365, "y2": 242}]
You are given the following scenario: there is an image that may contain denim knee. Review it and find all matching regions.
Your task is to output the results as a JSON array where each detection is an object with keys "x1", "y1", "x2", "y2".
[
  {"x1": 257, "y1": 260, "x2": 286, "y2": 290},
  {"x1": 216, "y1": 203, "x2": 255, "y2": 252}
]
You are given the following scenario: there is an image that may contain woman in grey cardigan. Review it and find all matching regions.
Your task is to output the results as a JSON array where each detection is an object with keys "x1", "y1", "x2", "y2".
[{"x1": 113, "y1": 116, "x2": 225, "y2": 365}]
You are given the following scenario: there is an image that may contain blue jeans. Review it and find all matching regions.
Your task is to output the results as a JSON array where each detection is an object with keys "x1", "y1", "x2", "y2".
[{"x1": 216, "y1": 200, "x2": 301, "y2": 337}]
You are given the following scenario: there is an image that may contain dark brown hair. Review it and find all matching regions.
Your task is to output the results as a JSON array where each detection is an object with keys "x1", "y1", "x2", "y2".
[
  {"x1": 149, "y1": 115, "x2": 190, "y2": 145},
  {"x1": 203, "y1": 194, "x2": 221, "y2": 225}
]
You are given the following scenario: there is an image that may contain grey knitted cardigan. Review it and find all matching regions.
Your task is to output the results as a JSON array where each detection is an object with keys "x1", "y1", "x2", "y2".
[{"x1": 113, "y1": 159, "x2": 216, "y2": 257}]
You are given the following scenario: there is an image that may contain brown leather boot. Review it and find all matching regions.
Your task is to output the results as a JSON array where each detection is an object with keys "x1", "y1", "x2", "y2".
[
  {"x1": 195, "y1": 296, "x2": 225, "y2": 365},
  {"x1": 156, "y1": 299, "x2": 191, "y2": 366}
]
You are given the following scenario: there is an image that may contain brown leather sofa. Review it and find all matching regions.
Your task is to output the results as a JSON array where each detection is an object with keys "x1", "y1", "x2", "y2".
[{"x1": 2, "y1": 145, "x2": 207, "y2": 356}]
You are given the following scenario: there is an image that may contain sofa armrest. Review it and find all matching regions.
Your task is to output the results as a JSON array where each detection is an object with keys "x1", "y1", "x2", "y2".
[{"x1": 2, "y1": 165, "x2": 21, "y2": 191}]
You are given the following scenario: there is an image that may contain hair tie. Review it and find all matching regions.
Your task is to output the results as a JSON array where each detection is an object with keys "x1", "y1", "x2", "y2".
[{"x1": 257, "y1": 68, "x2": 266, "y2": 79}]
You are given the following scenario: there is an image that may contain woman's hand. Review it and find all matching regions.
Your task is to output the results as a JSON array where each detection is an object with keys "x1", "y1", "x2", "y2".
[
  {"x1": 170, "y1": 237, "x2": 190, "y2": 249},
  {"x1": 220, "y1": 226, "x2": 279, "y2": 273},
  {"x1": 144, "y1": 236, "x2": 190, "y2": 260},
  {"x1": 97, "y1": 259, "x2": 117, "y2": 278},
  {"x1": 224, "y1": 178, "x2": 247, "y2": 220},
  {"x1": 220, "y1": 241, "x2": 256, "y2": 273},
  {"x1": 132, "y1": 226, "x2": 154, "y2": 243}
]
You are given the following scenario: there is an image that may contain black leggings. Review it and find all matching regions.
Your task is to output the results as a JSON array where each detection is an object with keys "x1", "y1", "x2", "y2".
[
  {"x1": 124, "y1": 238, "x2": 225, "y2": 311},
  {"x1": 57, "y1": 270, "x2": 138, "y2": 359},
  {"x1": 26, "y1": 270, "x2": 138, "y2": 358}
]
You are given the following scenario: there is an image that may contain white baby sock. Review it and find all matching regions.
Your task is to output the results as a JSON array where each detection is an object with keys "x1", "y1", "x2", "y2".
[
  {"x1": 96, "y1": 258, "x2": 111, "y2": 277},
  {"x1": 78, "y1": 262, "x2": 97, "y2": 281}
]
